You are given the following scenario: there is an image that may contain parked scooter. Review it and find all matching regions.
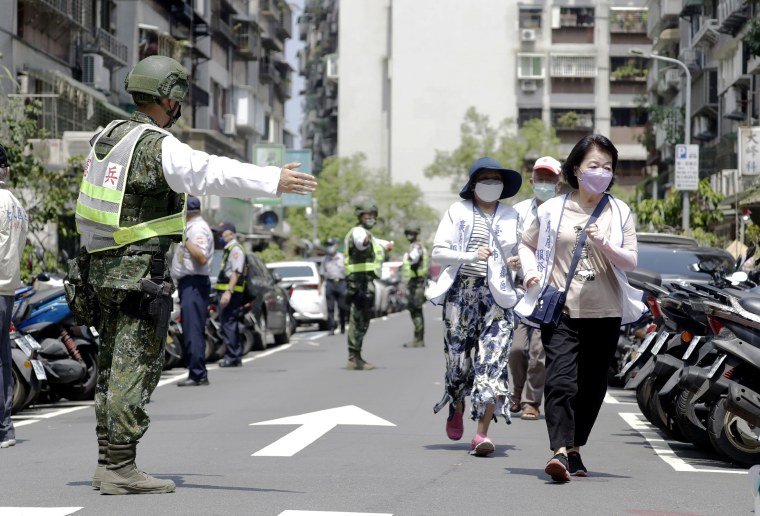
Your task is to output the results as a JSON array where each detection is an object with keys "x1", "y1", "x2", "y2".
[{"x1": 8, "y1": 322, "x2": 44, "y2": 412}]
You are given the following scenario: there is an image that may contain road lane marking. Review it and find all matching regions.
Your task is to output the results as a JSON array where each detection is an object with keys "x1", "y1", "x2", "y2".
[
  {"x1": 619, "y1": 413, "x2": 746, "y2": 474},
  {"x1": 604, "y1": 393, "x2": 637, "y2": 405},
  {"x1": 251, "y1": 405, "x2": 395, "y2": 457},
  {"x1": 0, "y1": 509, "x2": 82, "y2": 515},
  {"x1": 279, "y1": 512, "x2": 392, "y2": 516},
  {"x1": 14, "y1": 405, "x2": 92, "y2": 428}
]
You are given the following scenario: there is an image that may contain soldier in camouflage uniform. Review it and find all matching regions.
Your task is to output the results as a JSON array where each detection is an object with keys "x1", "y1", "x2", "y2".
[
  {"x1": 401, "y1": 223, "x2": 429, "y2": 348},
  {"x1": 344, "y1": 203, "x2": 393, "y2": 370},
  {"x1": 65, "y1": 55, "x2": 316, "y2": 495}
]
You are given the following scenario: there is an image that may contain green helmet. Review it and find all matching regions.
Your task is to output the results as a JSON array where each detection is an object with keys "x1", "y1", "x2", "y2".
[
  {"x1": 404, "y1": 223, "x2": 421, "y2": 234},
  {"x1": 355, "y1": 203, "x2": 378, "y2": 218},
  {"x1": 125, "y1": 55, "x2": 189, "y2": 103}
]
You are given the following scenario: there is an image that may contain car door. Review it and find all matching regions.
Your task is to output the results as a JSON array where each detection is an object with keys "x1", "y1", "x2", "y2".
[{"x1": 247, "y1": 254, "x2": 288, "y2": 331}]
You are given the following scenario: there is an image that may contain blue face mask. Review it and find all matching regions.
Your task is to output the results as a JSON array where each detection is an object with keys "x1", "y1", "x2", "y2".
[{"x1": 533, "y1": 182, "x2": 557, "y2": 201}]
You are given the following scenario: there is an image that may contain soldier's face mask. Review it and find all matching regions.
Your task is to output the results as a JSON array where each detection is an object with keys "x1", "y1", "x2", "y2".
[
  {"x1": 326, "y1": 245, "x2": 338, "y2": 255},
  {"x1": 361, "y1": 217, "x2": 376, "y2": 230},
  {"x1": 405, "y1": 232, "x2": 416, "y2": 243}
]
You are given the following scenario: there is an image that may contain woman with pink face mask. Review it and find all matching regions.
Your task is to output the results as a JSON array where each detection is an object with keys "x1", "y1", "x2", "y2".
[{"x1": 514, "y1": 135, "x2": 646, "y2": 482}]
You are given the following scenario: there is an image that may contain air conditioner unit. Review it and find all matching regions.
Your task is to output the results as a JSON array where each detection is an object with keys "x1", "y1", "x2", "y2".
[
  {"x1": 520, "y1": 79, "x2": 538, "y2": 92},
  {"x1": 325, "y1": 53, "x2": 338, "y2": 81},
  {"x1": 82, "y1": 53, "x2": 111, "y2": 92},
  {"x1": 665, "y1": 68, "x2": 681, "y2": 89},
  {"x1": 521, "y1": 28, "x2": 537, "y2": 42},
  {"x1": 222, "y1": 113, "x2": 237, "y2": 135}
]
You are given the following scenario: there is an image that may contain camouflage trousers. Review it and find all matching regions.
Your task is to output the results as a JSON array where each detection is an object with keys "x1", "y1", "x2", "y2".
[
  {"x1": 93, "y1": 287, "x2": 165, "y2": 445},
  {"x1": 347, "y1": 279, "x2": 375, "y2": 355},
  {"x1": 406, "y1": 279, "x2": 426, "y2": 341}
]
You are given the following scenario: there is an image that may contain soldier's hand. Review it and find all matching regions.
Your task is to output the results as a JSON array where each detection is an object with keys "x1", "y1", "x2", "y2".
[
  {"x1": 220, "y1": 290, "x2": 231, "y2": 307},
  {"x1": 277, "y1": 163, "x2": 317, "y2": 195}
]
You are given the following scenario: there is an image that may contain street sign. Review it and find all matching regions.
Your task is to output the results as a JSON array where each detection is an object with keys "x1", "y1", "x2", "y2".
[
  {"x1": 281, "y1": 149, "x2": 314, "y2": 207},
  {"x1": 739, "y1": 126, "x2": 760, "y2": 176},
  {"x1": 250, "y1": 405, "x2": 395, "y2": 457},
  {"x1": 675, "y1": 144, "x2": 699, "y2": 191}
]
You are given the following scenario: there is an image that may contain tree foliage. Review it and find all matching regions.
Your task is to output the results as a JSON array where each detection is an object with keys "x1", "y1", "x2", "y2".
[
  {"x1": 283, "y1": 154, "x2": 440, "y2": 260},
  {"x1": 629, "y1": 179, "x2": 725, "y2": 242},
  {"x1": 424, "y1": 107, "x2": 560, "y2": 199}
]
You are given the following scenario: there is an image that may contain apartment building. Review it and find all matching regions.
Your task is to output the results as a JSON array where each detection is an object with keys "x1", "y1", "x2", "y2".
[
  {"x1": 0, "y1": 0, "x2": 293, "y2": 247},
  {"x1": 643, "y1": 0, "x2": 759, "y2": 238},
  {"x1": 297, "y1": 0, "x2": 651, "y2": 215}
]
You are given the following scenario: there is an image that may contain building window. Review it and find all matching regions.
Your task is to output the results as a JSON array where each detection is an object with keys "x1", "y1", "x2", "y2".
[
  {"x1": 519, "y1": 7, "x2": 542, "y2": 29},
  {"x1": 559, "y1": 7, "x2": 595, "y2": 28},
  {"x1": 611, "y1": 107, "x2": 648, "y2": 127},
  {"x1": 518, "y1": 108, "x2": 542, "y2": 127},
  {"x1": 550, "y1": 54, "x2": 597, "y2": 78},
  {"x1": 518, "y1": 54, "x2": 545, "y2": 79}
]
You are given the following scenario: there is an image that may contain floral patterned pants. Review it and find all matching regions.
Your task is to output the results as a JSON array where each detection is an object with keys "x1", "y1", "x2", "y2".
[{"x1": 434, "y1": 276, "x2": 514, "y2": 423}]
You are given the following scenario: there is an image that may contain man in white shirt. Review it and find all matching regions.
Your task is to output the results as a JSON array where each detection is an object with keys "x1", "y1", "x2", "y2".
[
  {"x1": 0, "y1": 144, "x2": 28, "y2": 449},
  {"x1": 510, "y1": 156, "x2": 562, "y2": 421},
  {"x1": 171, "y1": 196, "x2": 214, "y2": 386}
]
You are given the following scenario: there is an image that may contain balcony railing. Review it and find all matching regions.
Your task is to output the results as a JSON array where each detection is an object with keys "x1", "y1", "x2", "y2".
[
  {"x1": 32, "y1": 0, "x2": 90, "y2": 29},
  {"x1": 679, "y1": 48, "x2": 703, "y2": 73},
  {"x1": 259, "y1": 58, "x2": 277, "y2": 83},
  {"x1": 212, "y1": 17, "x2": 238, "y2": 46},
  {"x1": 550, "y1": 55, "x2": 597, "y2": 78},
  {"x1": 609, "y1": 9, "x2": 647, "y2": 33},
  {"x1": 717, "y1": 0, "x2": 749, "y2": 35},
  {"x1": 235, "y1": 19, "x2": 260, "y2": 60},
  {"x1": 646, "y1": 0, "x2": 681, "y2": 39},
  {"x1": 692, "y1": 17, "x2": 720, "y2": 47},
  {"x1": 86, "y1": 28, "x2": 128, "y2": 67}
]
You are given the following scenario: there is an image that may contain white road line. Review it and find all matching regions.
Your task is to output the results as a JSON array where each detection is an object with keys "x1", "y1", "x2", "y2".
[
  {"x1": 0, "y1": 509, "x2": 82, "y2": 516},
  {"x1": 14, "y1": 405, "x2": 91, "y2": 428},
  {"x1": 279, "y1": 512, "x2": 392, "y2": 516},
  {"x1": 308, "y1": 332, "x2": 327, "y2": 340},
  {"x1": 619, "y1": 412, "x2": 746, "y2": 474},
  {"x1": 604, "y1": 392, "x2": 637, "y2": 405}
]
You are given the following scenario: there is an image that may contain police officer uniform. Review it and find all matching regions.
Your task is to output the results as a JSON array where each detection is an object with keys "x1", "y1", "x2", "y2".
[
  {"x1": 170, "y1": 196, "x2": 213, "y2": 385},
  {"x1": 319, "y1": 237, "x2": 347, "y2": 335},
  {"x1": 214, "y1": 222, "x2": 246, "y2": 367},
  {"x1": 67, "y1": 55, "x2": 291, "y2": 495}
]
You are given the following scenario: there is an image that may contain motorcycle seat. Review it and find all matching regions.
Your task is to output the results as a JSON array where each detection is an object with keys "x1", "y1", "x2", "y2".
[
  {"x1": 738, "y1": 296, "x2": 760, "y2": 317},
  {"x1": 25, "y1": 287, "x2": 66, "y2": 310}
]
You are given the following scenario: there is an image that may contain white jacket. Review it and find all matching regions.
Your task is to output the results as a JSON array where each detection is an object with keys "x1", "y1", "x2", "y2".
[
  {"x1": 0, "y1": 189, "x2": 28, "y2": 295},
  {"x1": 514, "y1": 193, "x2": 646, "y2": 325},
  {"x1": 427, "y1": 200, "x2": 521, "y2": 309}
]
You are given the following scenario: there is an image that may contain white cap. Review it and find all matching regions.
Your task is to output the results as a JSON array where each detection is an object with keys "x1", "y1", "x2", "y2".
[{"x1": 533, "y1": 156, "x2": 562, "y2": 175}]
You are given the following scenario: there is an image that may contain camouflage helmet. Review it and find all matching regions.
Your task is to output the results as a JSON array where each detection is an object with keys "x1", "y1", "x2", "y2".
[
  {"x1": 125, "y1": 55, "x2": 189, "y2": 103},
  {"x1": 355, "y1": 202, "x2": 378, "y2": 218},
  {"x1": 404, "y1": 223, "x2": 421, "y2": 234}
]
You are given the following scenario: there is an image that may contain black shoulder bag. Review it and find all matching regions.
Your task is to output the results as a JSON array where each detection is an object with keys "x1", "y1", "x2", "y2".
[{"x1": 528, "y1": 194, "x2": 609, "y2": 327}]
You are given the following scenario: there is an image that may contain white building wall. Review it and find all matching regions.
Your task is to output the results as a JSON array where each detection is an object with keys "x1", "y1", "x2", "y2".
[
  {"x1": 338, "y1": 0, "x2": 519, "y2": 215},
  {"x1": 338, "y1": 0, "x2": 390, "y2": 172}
]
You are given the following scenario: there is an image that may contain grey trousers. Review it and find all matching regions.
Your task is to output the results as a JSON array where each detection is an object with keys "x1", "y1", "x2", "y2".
[{"x1": 509, "y1": 320, "x2": 546, "y2": 408}]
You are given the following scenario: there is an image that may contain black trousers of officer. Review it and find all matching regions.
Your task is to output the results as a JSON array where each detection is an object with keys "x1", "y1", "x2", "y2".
[
  {"x1": 178, "y1": 275, "x2": 210, "y2": 381},
  {"x1": 325, "y1": 278, "x2": 347, "y2": 332},
  {"x1": 220, "y1": 291, "x2": 244, "y2": 364}
]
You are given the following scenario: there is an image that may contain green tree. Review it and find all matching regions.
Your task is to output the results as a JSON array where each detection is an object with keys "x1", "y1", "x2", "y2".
[
  {"x1": 0, "y1": 82, "x2": 82, "y2": 280},
  {"x1": 284, "y1": 154, "x2": 439, "y2": 260},
  {"x1": 630, "y1": 179, "x2": 725, "y2": 241},
  {"x1": 424, "y1": 107, "x2": 560, "y2": 200}
]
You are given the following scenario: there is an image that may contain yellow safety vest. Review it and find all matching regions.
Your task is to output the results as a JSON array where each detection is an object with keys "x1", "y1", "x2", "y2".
[
  {"x1": 402, "y1": 243, "x2": 429, "y2": 280},
  {"x1": 215, "y1": 243, "x2": 247, "y2": 293},
  {"x1": 344, "y1": 228, "x2": 384, "y2": 276},
  {"x1": 75, "y1": 121, "x2": 185, "y2": 253}
]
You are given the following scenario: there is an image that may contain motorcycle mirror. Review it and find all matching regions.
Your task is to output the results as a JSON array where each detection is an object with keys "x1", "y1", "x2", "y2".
[
  {"x1": 36, "y1": 272, "x2": 50, "y2": 282},
  {"x1": 728, "y1": 271, "x2": 748, "y2": 283},
  {"x1": 271, "y1": 271, "x2": 282, "y2": 283}
]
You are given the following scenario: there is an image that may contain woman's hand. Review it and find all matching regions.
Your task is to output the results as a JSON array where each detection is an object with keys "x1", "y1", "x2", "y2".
[
  {"x1": 506, "y1": 256, "x2": 521, "y2": 271},
  {"x1": 524, "y1": 275, "x2": 540, "y2": 289},
  {"x1": 476, "y1": 246, "x2": 493, "y2": 261},
  {"x1": 586, "y1": 223, "x2": 608, "y2": 247}
]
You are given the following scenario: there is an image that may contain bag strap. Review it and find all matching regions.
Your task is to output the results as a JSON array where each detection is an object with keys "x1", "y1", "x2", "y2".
[
  {"x1": 562, "y1": 193, "x2": 610, "y2": 293},
  {"x1": 474, "y1": 204, "x2": 517, "y2": 290}
]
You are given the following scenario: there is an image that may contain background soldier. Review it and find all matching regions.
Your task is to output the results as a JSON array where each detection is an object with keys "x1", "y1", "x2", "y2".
[
  {"x1": 319, "y1": 237, "x2": 347, "y2": 335},
  {"x1": 344, "y1": 203, "x2": 392, "y2": 370},
  {"x1": 401, "y1": 223, "x2": 429, "y2": 348},
  {"x1": 68, "y1": 55, "x2": 316, "y2": 495},
  {"x1": 170, "y1": 195, "x2": 213, "y2": 386},
  {"x1": 0, "y1": 144, "x2": 28, "y2": 450}
]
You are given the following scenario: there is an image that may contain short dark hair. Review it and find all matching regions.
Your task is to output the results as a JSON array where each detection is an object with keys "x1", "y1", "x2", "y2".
[{"x1": 561, "y1": 134, "x2": 619, "y2": 190}]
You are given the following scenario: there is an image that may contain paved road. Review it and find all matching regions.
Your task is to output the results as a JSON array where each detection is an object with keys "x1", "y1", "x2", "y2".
[{"x1": 2, "y1": 305, "x2": 752, "y2": 515}]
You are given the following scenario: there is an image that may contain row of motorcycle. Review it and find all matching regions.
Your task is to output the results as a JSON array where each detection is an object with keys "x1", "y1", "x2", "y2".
[
  {"x1": 9, "y1": 271, "x2": 99, "y2": 412},
  {"x1": 613, "y1": 249, "x2": 760, "y2": 467}
]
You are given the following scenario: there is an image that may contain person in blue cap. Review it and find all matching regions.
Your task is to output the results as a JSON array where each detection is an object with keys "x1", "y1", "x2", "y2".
[{"x1": 427, "y1": 156, "x2": 523, "y2": 457}]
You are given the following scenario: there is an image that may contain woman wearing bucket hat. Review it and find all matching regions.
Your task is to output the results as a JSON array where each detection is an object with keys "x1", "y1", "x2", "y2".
[{"x1": 427, "y1": 156, "x2": 523, "y2": 456}]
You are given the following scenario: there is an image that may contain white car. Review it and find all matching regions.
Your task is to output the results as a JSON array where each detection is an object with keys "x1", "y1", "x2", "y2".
[{"x1": 266, "y1": 261, "x2": 329, "y2": 330}]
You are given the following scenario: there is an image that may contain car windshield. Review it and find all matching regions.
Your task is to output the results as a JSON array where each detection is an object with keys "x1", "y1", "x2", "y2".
[
  {"x1": 636, "y1": 245, "x2": 735, "y2": 280},
  {"x1": 269, "y1": 265, "x2": 316, "y2": 279}
]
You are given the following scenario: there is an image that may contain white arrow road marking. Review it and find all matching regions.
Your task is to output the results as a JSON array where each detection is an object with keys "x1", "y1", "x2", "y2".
[
  {"x1": 0, "y1": 509, "x2": 83, "y2": 515},
  {"x1": 619, "y1": 413, "x2": 746, "y2": 474},
  {"x1": 279, "y1": 512, "x2": 392, "y2": 516},
  {"x1": 251, "y1": 405, "x2": 395, "y2": 457}
]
